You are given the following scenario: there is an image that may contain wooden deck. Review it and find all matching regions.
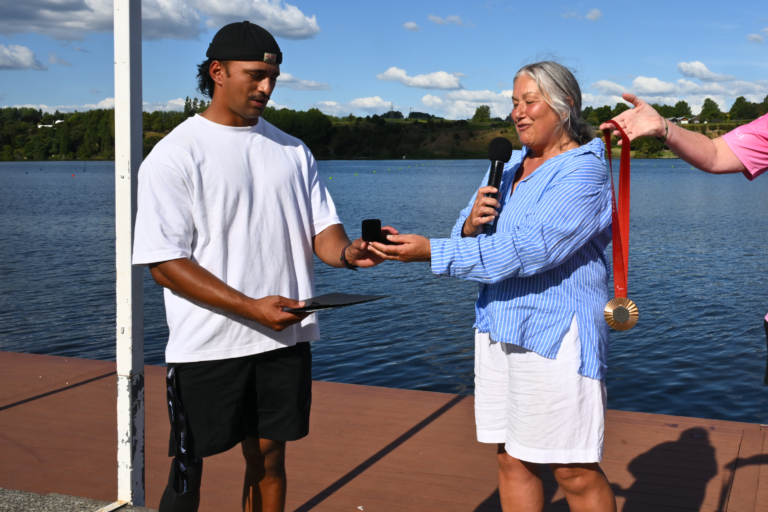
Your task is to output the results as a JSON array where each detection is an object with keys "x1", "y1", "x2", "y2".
[{"x1": 0, "y1": 351, "x2": 766, "y2": 511}]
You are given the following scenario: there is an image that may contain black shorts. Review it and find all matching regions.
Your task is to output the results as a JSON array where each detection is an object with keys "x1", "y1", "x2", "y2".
[{"x1": 166, "y1": 342, "x2": 312, "y2": 459}]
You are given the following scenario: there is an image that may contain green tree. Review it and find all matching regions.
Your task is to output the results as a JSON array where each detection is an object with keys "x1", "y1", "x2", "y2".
[
  {"x1": 612, "y1": 103, "x2": 630, "y2": 117},
  {"x1": 674, "y1": 100, "x2": 692, "y2": 118},
  {"x1": 651, "y1": 103, "x2": 676, "y2": 118},
  {"x1": 729, "y1": 96, "x2": 758, "y2": 120},
  {"x1": 472, "y1": 105, "x2": 491, "y2": 122},
  {"x1": 699, "y1": 98, "x2": 722, "y2": 121},
  {"x1": 2, "y1": 145, "x2": 13, "y2": 161},
  {"x1": 593, "y1": 105, "x2": 613, "y2": 124},
  {"x1": 756, "y1": 95, "x2": 768, "y2": 117}
]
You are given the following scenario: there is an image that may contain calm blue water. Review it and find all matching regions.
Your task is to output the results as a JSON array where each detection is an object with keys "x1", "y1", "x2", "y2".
[{"x1": 1, "y1": 159, "x2": 767, "y2": 424}]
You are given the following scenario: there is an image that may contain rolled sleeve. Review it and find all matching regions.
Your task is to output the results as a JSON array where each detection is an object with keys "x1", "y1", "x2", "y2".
[{"x1": 430, "y1": 180, "x2": 610, "y2": 283}]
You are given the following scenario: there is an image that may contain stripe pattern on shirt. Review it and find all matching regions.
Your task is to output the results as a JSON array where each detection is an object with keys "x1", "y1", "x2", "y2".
[{"x1": 430, "y1": 137, "x2": 613, "y2": 380}]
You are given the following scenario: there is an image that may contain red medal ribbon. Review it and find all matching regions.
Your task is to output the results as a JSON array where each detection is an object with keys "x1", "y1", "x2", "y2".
[{"x1": 602, "y1": 120, "x2": 631, "y2": 299}]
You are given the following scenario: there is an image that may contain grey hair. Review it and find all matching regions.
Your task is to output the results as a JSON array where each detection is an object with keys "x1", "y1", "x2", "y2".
[{"x1": 513, "y1": 61, "x2": 594, "y2": 145}]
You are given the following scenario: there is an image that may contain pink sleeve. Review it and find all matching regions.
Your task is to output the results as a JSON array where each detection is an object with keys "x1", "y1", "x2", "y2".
[{"x1": 722, "y1": 116, "x2": 768, "y2": 181}]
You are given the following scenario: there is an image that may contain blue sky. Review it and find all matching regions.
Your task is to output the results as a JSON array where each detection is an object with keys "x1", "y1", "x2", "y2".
[{"x1": 1, "y1": 0, "x2": 767, "y2": 119}]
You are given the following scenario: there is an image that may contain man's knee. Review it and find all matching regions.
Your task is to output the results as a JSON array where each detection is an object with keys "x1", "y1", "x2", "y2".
[{"x1": 242, "y1": 438, "x2": 286, "y2": 477}]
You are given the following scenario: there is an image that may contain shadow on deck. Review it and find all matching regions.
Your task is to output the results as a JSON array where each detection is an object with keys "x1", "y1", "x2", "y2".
[{"x1": 0, "y1": 351, "x2": 766, "y2": 511}]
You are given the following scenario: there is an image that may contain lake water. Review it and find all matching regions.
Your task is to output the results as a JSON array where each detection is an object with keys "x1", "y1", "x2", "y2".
[{"x1": 1, "y1": 159, "x2": 767, "y2": 424}]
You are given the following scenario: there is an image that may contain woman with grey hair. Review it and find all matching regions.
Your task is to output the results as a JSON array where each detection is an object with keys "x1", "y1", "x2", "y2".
[{"x1": 368, "y1": 61, "x2": 617, "y2": 511}]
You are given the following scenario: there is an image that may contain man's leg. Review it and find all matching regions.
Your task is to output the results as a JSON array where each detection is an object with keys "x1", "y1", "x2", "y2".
[
  {"x1": 497, "y1": 444, "x2": 544, "y2": 512},
  {"x1": 242, "y1": 437, "x2": 287, "y2": 512},
  {"x1": 550, "y1": 463, "x2": 616, "y2": 512}
]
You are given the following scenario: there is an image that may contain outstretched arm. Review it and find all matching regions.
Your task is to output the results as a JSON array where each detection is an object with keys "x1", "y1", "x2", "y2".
[{"x1": 600, "y1": 93, "x2": 745, "y2": 175}]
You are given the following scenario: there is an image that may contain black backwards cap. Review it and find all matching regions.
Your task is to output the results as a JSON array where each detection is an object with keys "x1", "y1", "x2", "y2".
[{"x1": 206, "y1": 21, "x2": 282, "y2": 64}]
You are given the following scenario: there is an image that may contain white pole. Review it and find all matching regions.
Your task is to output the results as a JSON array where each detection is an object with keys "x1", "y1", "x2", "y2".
[{"x1": 114, "y1": 0, "x2": 144, "y2": 506}]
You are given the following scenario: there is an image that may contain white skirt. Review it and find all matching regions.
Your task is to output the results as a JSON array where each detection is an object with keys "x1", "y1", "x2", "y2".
[{"x1": 474, "y1": 316, "x2": 606, "y2": 464}]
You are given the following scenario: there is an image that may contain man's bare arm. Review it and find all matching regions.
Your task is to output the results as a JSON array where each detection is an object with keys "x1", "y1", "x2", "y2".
[
  {"x1": 600, "y1": 93, "x2": 746, "y2": 175},
  {"x1": 149, "y1": 258, "x2": 307, "y2": 332}
]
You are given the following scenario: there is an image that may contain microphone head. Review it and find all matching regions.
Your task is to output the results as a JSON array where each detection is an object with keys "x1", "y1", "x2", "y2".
[
  {"x1": 362, "y1": 219, "x2": 382, "y2": 242},
  {"x1": 488, "y1": 137, "x2": 513, "y2": 163}
]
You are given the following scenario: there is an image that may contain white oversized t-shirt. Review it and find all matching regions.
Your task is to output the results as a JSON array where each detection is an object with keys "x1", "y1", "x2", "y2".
[{"x1": 132, "y1": 114, "x2": 340, "y2": 363}]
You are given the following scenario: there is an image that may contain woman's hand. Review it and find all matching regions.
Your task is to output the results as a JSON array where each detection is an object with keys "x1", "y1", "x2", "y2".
[
  {"x1": 462, "y1": 186, "x2": 501, "y2": 237},
  {"x1": 347, "y1": 225, "x2": 399, "y2": 267},
  {"x1": 367, "y1": 234, "x2": 431, "y2": 263},
  {"x1": 599, "y1": 93, "x2": 666, "y2": 144}
]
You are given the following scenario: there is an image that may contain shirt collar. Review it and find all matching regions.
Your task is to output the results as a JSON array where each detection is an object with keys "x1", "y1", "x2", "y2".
[{"x1": 517, "y1": 137, "x2": 606, "y2": 182}]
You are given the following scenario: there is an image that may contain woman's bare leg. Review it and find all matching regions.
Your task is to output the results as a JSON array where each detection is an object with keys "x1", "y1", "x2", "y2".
[
  {"x1": 497, "y1": 444, "x2": 544, "y2": 512},
  {"x1": 550, "y1": 463, "x2": 616, "y2": 512}
]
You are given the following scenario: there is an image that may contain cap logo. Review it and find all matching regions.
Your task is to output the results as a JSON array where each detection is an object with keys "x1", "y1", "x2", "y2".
[{"x1": 264, "y1": 52, "x2": 277, "y2": 63}]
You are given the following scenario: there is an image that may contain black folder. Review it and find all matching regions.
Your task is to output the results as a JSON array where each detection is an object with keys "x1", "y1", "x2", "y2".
[{"x1": 282, "y1": 293, "x2": 389, "y2": 313}]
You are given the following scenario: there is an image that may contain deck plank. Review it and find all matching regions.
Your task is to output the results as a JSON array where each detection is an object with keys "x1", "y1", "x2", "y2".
[{"x1": 0, "y1": 351, "x2": 763, "y2": 511}]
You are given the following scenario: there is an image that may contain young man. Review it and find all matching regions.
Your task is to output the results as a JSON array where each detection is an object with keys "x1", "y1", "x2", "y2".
[{"x1": 132, "y1": 21, "x2": 387, "y2": 512}]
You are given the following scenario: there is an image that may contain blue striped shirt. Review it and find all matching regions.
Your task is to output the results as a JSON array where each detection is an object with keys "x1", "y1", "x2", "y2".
[{"x1": 430, "y1": 137, "x2": 613, "y2": 380}]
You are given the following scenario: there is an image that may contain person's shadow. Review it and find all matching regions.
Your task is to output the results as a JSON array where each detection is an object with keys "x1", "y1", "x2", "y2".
[
  {"x1": 612, "y1": 427, "x2": 718, "y2": 511},
  {"x1": 474, "y1": 427, "x2": 719, "y2": 511}
]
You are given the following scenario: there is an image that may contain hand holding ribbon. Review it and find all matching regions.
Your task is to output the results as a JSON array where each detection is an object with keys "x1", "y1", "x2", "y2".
[{"x1": 603, "y1": 120, "x2": 639, "y2": 331}]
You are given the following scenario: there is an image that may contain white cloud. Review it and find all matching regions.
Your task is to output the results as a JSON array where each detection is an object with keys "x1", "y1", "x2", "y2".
[
  {"x1": 631, "y1": 76, "x2": 677, "y2": 95},
  {"x1": 428, "y1": 14, "x2": 463, "y2": 26},
  {"x1": 48, "y1": 53, "x2": 71, "y2": 66},
  {"x1": 0, "y1": 0, "x2": 318, "y2": 41},
  {"x1": 142, "y1": 98, "x2": 184, "y2": 111},
  {"x1": 422, "y1": 89, "x2": 514, "y2": 120},
  {"x1": 561, "y1": 11, "x2": 580, "y2": 19},
  {"x1": 0, "y1": 44, "x2": 45, "y2": 70},
  {"x1": 591, "y1": 80, "x2": 625, "y2": 96},
  {"x1": 376, "y1": 67, "x2": 464, "y2": 90},
  {"x1": 313, "y1": 96, "x2": 395, "y2": 117},
  {"x1": 747, "y1": 34, "x2": 764, "y2": 43},
  {"x1": 8, "y1": 97, "x2": 116, "y2": 113},
  {"x1": 403, "y1": 21, "x2": 419, "y2": 31},
  {"x1": 677, "y1": 61, "x2": 734, "y2": 82},
  {"x1": 586, "y1": 9, "x2": 603, "y2": 21},
  {"x1": 587, "y1": 68, "x2": 768, "y2": 115},
  {"x1": 276, "y1": 72, "x2": 330, "y2": 90},
  {"x1": 348, "y1": 96, "x2": 391, "y2": 112},
  {"x1": 763, "y1": 27, "x2": 768, "y2": 35},
  {"x1": 194, "y1": 0, "x2": 320, "y2": 40},
  {"x1": 313, "y1": 100, "x2": 348, "y2": 117},
  {"x1": 582, "y1": 93, "x2": 631, "y2": 109}
]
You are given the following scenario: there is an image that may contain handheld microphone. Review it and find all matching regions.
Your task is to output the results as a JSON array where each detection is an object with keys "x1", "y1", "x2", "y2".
[{"x1": 486, "y1": 137, "x2": 514, "y2": 199}]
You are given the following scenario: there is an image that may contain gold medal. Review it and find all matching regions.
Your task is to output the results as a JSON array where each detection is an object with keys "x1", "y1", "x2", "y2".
[{"x1": 604, "y1": 297, "x2": 638, "y2": 331}]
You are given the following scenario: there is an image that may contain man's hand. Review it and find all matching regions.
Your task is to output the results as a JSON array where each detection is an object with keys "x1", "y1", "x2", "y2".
[
  {"x1": 462, "y1": 186, "x2": 501, "y2": 237},
  {"x1": 599, "y1": 93, "x2": 666, "y2": 144},
  {"x1": 313, "y1": 223, "x2": 398, "y2": 268},
  {"x1": 367, "y1": 234, "x2": 431, "y2": 263},
  {"x1": 346, "y1": 225, "x2": 399, "y2": 267},
  {"x1": 248, "y1": 295, "x2": 309, "y2": 332}
]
